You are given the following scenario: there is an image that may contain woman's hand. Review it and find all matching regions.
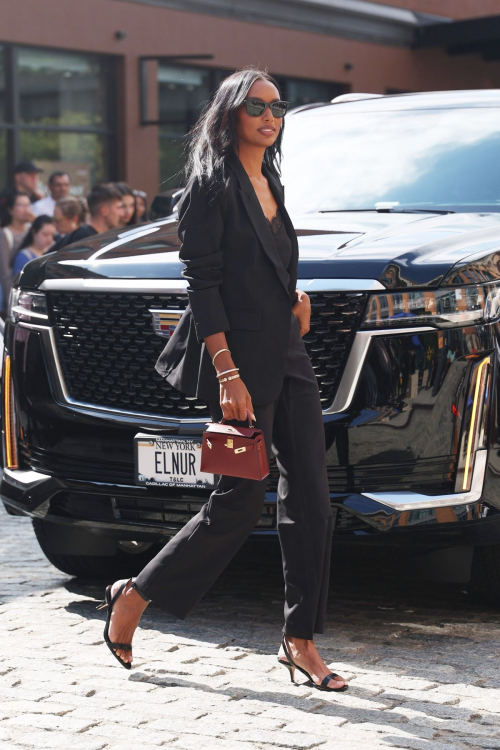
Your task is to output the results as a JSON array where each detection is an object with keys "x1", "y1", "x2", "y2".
[
  {"x1": 292, "y1": 289, "x2": 311, "y2": 337},
  {"x1": 220, "y1": 378, "x2": 256, "y2": 423}
]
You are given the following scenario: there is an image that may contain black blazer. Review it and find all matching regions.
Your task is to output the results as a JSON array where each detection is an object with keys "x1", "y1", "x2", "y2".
[{"x1": 155, "y1": 149, "x2": 299, "y2": 406}]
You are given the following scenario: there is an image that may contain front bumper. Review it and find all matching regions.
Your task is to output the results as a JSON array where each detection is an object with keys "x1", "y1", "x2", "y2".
[
  {"x1": 3, "y1": 452, "x2": 500, "y2": 548},
  {"x1": 3, "y1": 282, "x2": 500, "y2": 548}
]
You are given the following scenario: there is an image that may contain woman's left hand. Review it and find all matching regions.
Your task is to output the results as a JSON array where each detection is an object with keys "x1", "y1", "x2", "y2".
[{"x1": 292, "y1": 289, "x2": 311, "y2": 337}]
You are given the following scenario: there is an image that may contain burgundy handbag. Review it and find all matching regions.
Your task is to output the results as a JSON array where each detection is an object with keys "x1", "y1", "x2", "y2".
[{"x1": 200, "y1": 417, "x2": 269, "y2": 480}]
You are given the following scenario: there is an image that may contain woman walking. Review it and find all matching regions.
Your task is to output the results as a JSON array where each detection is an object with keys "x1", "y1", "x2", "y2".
[{"x1": 99, "y1": 66, "x2": 347, "y2": 692}]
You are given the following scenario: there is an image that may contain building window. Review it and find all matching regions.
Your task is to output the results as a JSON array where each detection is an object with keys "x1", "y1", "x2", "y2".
[
  {"x1": 0, "y1": 130, "x2": 6, "y2": 190},
  {"x1": 158, "y1": 64, "x2": 219, "y2": 190},
  {"x1": 275, "y1": 75, "x2": 348, "y2": 109},
  {"x1": 0, "y1": 45, "x2": 7, "y2": 188},
  {"x1": 0, "y1": 45, "x2": 116, "y2": 197},
  {"x1": 157, "y1": 64, "x2": 348, "y2": 189},
  {"x1": 0, "y1": 44, "x2": 6, "y2": 122}
]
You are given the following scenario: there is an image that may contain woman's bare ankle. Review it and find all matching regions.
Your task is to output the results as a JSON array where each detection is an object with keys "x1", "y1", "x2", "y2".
[
  {"x1": 111, "y1": 579, "x2": 148, "y2": 616},
  {"x1": 286, "y1": 636, "x2": 314, "y2": 652},
  {"x1": 124, "y1": 586, "x2": 149, "y2": 613},
  {"x1": 131, "y1": 590, "x2": 149, "y2": 613}
]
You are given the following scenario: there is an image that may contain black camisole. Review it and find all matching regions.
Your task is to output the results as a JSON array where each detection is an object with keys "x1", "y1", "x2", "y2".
[{"x1": 267, "y1": 206, "x2": 292, "y2": 285}]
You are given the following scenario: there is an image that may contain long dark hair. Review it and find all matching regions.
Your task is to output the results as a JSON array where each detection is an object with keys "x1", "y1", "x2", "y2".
[
  {"x1": 133, "y1": 189, "x2": 148, "y2": 222},
  {"x1": 0, "y1": 190, "x2": 27, "y2": 228},
  {"x1": 185, "y1": 65, "x2": 284, "y2": 203},
  {"x1": 114, "y1": 181, "x2": 137, "y2": 225},
  {"x1": 18, "y1": 215, "x2": 55, "y2": 251}
]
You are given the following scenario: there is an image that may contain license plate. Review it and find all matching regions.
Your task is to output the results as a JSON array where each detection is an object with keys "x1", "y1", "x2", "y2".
[{"x1": 135, "y1": 433, "x2": 216, "y2": 489}]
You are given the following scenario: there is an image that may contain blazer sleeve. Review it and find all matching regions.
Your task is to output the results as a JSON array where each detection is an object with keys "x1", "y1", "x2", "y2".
[{"x1": 177, "y1": 176, "x2": 231, "y2": 343}]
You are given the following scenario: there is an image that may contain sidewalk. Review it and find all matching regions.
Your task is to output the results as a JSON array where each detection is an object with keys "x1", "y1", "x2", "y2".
[{"x1": 1, "y1": 505, "x2": 500, "y2": 749}]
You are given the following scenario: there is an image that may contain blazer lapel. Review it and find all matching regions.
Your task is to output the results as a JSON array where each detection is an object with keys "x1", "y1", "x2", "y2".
[
  {"x1": 267, "y1": 167, "x2": 299, "y2": 282},
  {"x1": 227, "y1": 150, "x2": 292, "y2": 297}
]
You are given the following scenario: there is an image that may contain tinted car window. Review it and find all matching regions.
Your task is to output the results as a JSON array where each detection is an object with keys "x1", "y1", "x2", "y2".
[{"x1": 281, "y1": 107, "x2": 500, "y2": 214}]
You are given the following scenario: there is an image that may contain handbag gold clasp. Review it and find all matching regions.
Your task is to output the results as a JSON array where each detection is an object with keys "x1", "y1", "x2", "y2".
[
  {"x1": 224, "y1": 439, "x2": 233, "y2": 448},
  {"x1": 206, "y1": 439, "x2": 212, "y2": 449},
  {"x1": 234, "y1": 447, "x2": 246, "y2": 454}
]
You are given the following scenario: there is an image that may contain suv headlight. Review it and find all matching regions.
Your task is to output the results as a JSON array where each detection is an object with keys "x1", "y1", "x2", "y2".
[
  {"x1": 361, "y1": 286, "x2": 500, "y2": 330},
  {"x1": 9, "y1": 289, "x2": 49, "y2": 325}
]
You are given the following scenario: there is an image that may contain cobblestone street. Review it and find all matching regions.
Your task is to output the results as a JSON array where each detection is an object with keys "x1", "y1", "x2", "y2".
[{"x1": 2, "y1": 505, "x2": 500, "y2": 750}]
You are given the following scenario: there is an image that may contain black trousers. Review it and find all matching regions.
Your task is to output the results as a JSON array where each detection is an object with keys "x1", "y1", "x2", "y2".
[{"x1": 134, "y1": 312, "x2": 334, "y2": 639}]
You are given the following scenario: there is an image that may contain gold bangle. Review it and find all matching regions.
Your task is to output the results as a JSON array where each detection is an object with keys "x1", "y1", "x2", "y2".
[
  {"x1": 218, "y1": 373, "x2": 240, "y2": 383},
  {"x1": 212, "y1": 348, "x2": 230, "y2": 366},
  {"x1": 216, "y1": 368, "x2": 239, "y2": 378}
]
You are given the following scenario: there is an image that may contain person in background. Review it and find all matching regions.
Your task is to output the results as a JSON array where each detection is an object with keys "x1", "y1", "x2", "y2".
[
  {"x1": 0, "y1": 191, "x2": 32, "y2": 311},
  {"x1": 13, "y1": 215, "x2": 56, "y2": 274},
  {"x1": 0, "y1": 162, "x2": 44, "y2": 225},
  {"x1": 50, "y1": 196, "x2": 88, "y2": 253},
  {"x1": 32, "y1": 171, "x2": 71, "y2": 217},
  {"x1": 13, "y1": 161, "x2": 44, "y2": 202},
  {"x1": 133, "y1": 189, "x2": 148, "y2": 223},
  {"x1": 53, "y1": 183, "x2": 123, "y2": 250},
  {"x1": 115, "y1": 182, "x2": 137, "y2": 226}
]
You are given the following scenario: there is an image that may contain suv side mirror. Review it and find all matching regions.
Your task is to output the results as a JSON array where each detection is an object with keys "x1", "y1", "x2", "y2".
[{"x1": 149, "y1": 188, "x2": 185, "y2": 220}]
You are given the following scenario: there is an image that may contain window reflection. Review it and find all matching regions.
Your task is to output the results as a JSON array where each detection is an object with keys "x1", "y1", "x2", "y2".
[
  {"x1": 0, "y1": 45, "x2": 5, "y2": 122},
  {"x1": 0, "y1": 44, "x2": 5, "y2": 186},
  {"x1": 18, "y1": 48, "x2": 109, "y2": 128},
  {"x1": 281, "y1": 108, "x2": 500, "y2": 213},
  {"x1": 158, "y1": 65, "x2": 211, "y2": 126},
  {"x1": 159, "y1": 135, "x2": 186, "y2": 190},
  {"x1": 19, "y1": 130, "x2": 106, "y2": 194},
  {"x1": 0, "y1": 130, "x2": 6, "y2": 187},
  {"x1": 158, "y1": 65, "x2": 213, "y2": 189},
  {"x1": 0, "y1": 46, "x2": 115, "y2": 193},
  {"x1": 274, "y1": 75, "x2": 346, "y2": 109}
]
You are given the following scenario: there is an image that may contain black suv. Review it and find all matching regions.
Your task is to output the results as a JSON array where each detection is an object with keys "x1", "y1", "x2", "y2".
[{"x1": 3, "y1": 89, "x2": 500, "y2": 604}]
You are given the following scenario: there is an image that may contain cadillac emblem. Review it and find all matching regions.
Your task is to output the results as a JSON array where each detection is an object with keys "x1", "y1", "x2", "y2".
[{"x1": 149, "y1": 309, "x2": 183, "y2": 339}]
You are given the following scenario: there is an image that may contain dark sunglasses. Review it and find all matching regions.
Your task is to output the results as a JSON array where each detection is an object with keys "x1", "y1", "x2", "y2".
[{"x1": 242, "y1": 98, "x2": 290, "y2": 118}]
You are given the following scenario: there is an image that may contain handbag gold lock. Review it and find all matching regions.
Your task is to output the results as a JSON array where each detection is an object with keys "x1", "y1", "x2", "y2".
[
  {"x1": 235, "y1": 446, "x2": 246, "y2": 454},
  {"x1": 224, "y1": 438, "x2": 233, "y2": 448}
]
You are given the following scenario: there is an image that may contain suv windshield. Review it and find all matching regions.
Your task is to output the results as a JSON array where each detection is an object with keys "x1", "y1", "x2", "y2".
[{"x1": 281, "y1": 106, "x2": 500, "y2": 215}]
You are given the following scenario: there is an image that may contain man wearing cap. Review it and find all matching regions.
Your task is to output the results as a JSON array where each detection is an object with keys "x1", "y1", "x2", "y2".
[
  {"x1": 0, "y1": 161, "x2": 44, "y2": 217},
  {"x1": 13, "y1": 161, "x2": 44, "y2": 202}
]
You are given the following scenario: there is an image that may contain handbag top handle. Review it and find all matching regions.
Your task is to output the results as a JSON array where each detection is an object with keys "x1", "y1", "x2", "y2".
[{"x1": 220, "y1": 416, "x2": 254, "y2": 428}]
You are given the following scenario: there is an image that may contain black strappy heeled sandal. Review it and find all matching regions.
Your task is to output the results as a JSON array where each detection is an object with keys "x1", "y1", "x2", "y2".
[
  {"x1": 96, "y1": 577, "x2": 137, "y2": 670},
  {"x1": 277, "y1": 634, "x2": 349, "y2": 692}
]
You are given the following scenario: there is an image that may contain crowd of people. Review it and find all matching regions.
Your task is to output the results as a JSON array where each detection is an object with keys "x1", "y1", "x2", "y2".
[{"x1": 0, "y1": 160, "x2": 150, "y2": 314}]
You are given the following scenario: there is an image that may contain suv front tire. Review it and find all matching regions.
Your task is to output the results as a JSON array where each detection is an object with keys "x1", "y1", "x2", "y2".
[{"x1": 32, "y1": 519, "x2": 160, "y2": 579}]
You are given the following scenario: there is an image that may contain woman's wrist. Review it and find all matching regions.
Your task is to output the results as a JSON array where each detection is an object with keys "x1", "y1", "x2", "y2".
[{"x1": 214, "y1": 352, "x2": 236, "y2": 373}]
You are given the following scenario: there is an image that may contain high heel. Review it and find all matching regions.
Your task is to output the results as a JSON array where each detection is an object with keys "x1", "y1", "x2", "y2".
[
  {"x1": 279, "y1": 634, "x2": 349, "y2": 692},
  {"x1": 96, "y1": 578, "x2": 135, "y2": 670},
  {"x1": 277, "y1": 656, "x2": 296, "y2": 683}
]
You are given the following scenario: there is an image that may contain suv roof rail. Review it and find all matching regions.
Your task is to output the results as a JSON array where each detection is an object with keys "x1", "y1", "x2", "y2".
[
  {"x1": 331, "y1": 93, "x2": 384, "y2": 104},
  {"x1": 288, "y1": 102, "x2": 329, "y2": 116}
]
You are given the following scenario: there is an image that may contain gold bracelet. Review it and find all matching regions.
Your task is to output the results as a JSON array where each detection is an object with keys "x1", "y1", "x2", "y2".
[
  {"x1": 212, "y1": 348, "x2": 230, "y2": 366},
  {"x1": 218, "y1": 373, "x2": 240, "y2": 383},
  {"x1": 216, "y1": 368, "x2": 239, "y2": 378}
]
